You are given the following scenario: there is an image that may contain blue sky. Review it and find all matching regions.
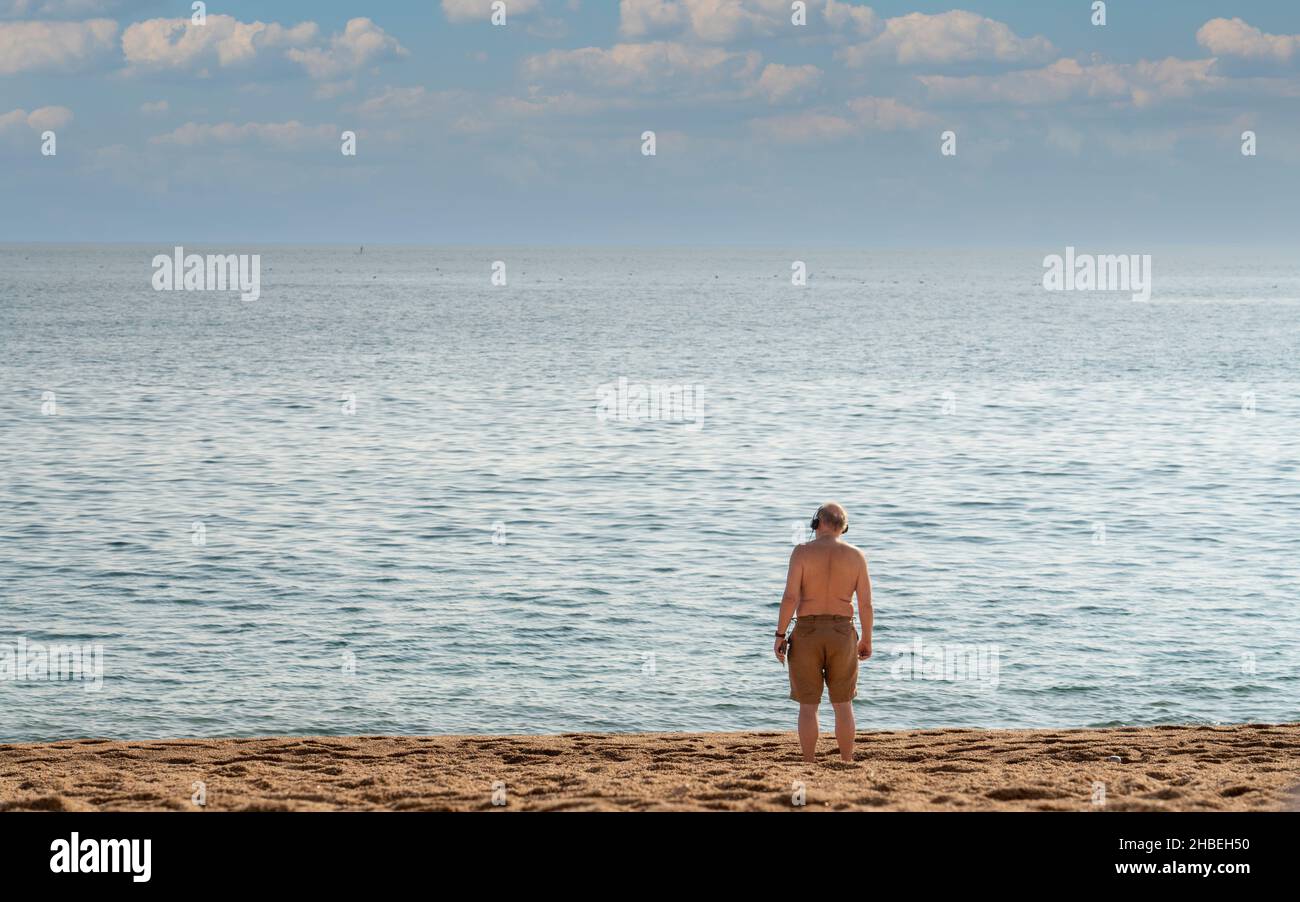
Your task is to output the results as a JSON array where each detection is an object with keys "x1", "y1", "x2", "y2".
[{"x1": 2, "y1": 0, "x2": 1299, "y2": 244}]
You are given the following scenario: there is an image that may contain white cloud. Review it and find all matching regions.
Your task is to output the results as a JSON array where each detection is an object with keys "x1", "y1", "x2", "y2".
[
  {"x1": 26, "y1": 104, "x2": 72, "y2": 129},
  {"x1": 121, "y1": 15, "x2": 318, "y2": 71},
  {"x1": 442, "y1": 0, "x2": 540, "y2": 24},
  {"x1": 285, "y1": 18, "x2": 406, "y2": 80},
  {"x1": 751, "y1": 94, "x2": 929, "y2": 143},
  {"x1": 619, "y1": 0, "x2": 685, "y2": 38},
  {"x1": 150, "y1": 120, "x2": 337, "y2": 148},
  {"x1": 0, "y1": 18, "x2": 116, "y2": 74},
  {"x1": 620, "y1": 2, "x2": 1051, "y2": 49},
  {"x1": 837, "y1": 10, "x2": 1054, "y2": 67},
  {"x1": 919, "y1": 57, "x2": 1221, "y2": 108},
  {"x1": 121, "y1": 15, "x2": 405, "y2": 79},
  {"x1": 0, "y1": 105, "x2": 72, "y2": 133},
  {"x1": 521, "y1": 41, "x2": 761, "y2": 93},
  {"x1": 755, "y1": 63, "x2": 821, "y2": 103},
  {"x1": 620, "y1": 0, "x2": 783, "y2": 42},
  {"x1": 1196, "y1": 17, "x2": 1299, "y2": 64},
  {"x1": 821, "y1": 0, "x2": 878, "y2": 35},
  {"x1": 139, "y1": 99, "x2": 169, "y2": 115}
]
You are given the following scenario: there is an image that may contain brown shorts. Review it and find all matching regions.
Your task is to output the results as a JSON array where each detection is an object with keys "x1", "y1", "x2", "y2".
[{"x1": 787, "y1": 615, "x2": 859, "y2": 704}]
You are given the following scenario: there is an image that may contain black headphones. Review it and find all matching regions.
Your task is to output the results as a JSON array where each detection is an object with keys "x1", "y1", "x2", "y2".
[{"x1": 810, "y1": 505, "x2": 848, "y2": 534}]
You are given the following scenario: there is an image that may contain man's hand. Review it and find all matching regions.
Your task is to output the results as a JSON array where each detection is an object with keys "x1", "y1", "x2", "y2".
[
  {"x1": 774, "y1": 636, "x2": 788, "y2": 664},
  {"x1": 857, "y1": 638, "x2": 872, "y2": 661}
]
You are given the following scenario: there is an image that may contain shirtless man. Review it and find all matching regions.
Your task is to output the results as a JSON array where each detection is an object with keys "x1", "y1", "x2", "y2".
[{"x1": 773, "y1": 502, "x2": 873, "y2": 762}]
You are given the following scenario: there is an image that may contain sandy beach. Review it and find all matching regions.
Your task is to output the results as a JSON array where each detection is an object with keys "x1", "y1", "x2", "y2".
[{"x1": 2, "y1": 723, "x2": 1296, "y2": 812}]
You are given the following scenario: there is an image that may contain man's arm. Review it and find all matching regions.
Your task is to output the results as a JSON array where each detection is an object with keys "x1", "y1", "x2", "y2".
[
  {"x1": 774, "y1": 548, "x2": 802, "y2": 662},
  {"x1": 856, "y1": 552, "x2": 873, "y2": 658},
  {"x1": 776, "y1": 546, "x2": 802, "y2": 635}
]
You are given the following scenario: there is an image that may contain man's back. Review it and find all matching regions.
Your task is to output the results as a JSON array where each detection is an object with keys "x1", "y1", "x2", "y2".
[{"x1": 787, "y1": 537, "x2": 868, "y2": 618}]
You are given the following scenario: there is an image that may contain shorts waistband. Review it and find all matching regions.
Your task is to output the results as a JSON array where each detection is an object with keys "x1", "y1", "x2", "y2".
[{"x1": 796, "y1": 615, "x2": 853, "y2": 622}]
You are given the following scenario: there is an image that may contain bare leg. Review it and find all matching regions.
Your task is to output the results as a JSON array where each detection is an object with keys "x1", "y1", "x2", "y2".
[
  {"x1": 797, "y1": 703, "x2": 819, "y2": 762},
  {"x1": 831, "y1": 701, "x2": 855, "y2": 762}
]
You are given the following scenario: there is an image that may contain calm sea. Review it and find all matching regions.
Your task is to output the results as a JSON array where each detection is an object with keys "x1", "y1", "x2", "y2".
[{"x1": 1, "y1": 245, "x2": 1298, "y2": 742}]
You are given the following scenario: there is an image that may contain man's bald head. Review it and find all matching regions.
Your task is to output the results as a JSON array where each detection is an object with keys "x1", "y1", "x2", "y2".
[{"x1": 813, "y1": 502, "x2": 848, "y2": 536}]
